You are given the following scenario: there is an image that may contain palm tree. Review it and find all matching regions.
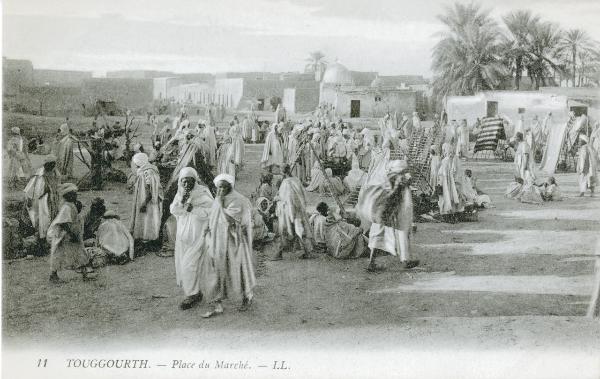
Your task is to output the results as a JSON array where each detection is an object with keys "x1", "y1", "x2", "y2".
[
  {"x1": 432, "y1": 3, "x2": 509, "y2": 104},
  {"x1": 526, "y1": 22, "x2": 563, "y2": 89},
  {"x1": 502, "y1": 10, "x2": 540, "y2": 89},
  {"x1": 558, "y1": 29, "x2": 594, "y2": 86},
  {"x1": 304, "y1": 51, "x2": 327, "y2": 75}
]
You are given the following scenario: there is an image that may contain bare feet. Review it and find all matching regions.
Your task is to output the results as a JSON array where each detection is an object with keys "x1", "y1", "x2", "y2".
[{"x1": 201, "y1": 303, "x2": 224, "y2": 318}]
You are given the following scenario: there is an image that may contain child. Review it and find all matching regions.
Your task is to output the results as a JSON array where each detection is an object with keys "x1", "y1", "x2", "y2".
[
  {"x1": 309, "y1": 202, "x2": 329, "y2": 254},
  {"x1": 46, "y1": 184, "x2": 93, "y2": 283}
]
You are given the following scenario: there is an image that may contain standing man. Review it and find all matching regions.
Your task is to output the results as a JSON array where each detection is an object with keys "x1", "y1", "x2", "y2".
[
  {"x1": 577, "y1": 135, "x2": 597, "y2": 197},
  {"x1": 203, "y1": 174, "x2": 256, "y2": 317},
  {"x1": 514, "y1": 132, "x2": 535, "y2": 182},
  {"x1": 130, "y1": 153, "x2": 164, "y2": 248},
  {"x1": 46, "y1": 183, "x2": 92, "y2": 282},
  {"x1": 56, "y1": 123, "x2": 75, "y2": 179},
  {"x1": 170, "y1": 168, "x2": 214, "y2": 310},
  {"x1": 261, "y1": 123, "x2": 285, "y2": 172},
  {"x1": 271, "y1": 164, "x2": 314, "y2": 260},
  {"x1": 356, "y1": 160, "x2": 419, "y2": 271},
  {"x1": 24, "y1": 155, "x2": 61, "y2": 254}
]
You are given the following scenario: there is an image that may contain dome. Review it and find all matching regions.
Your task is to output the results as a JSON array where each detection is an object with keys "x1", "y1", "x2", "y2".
[{"x1": 322, "y1": 62, "x2": 353, "y2": 86}]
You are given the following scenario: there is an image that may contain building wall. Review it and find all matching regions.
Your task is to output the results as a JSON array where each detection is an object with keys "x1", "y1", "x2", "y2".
[
  {"x1": 107, "y1": 70, "x2": 175, "y2": 79},
  {"x1": 15, "y1": 86, "x2": 83, "y2": 116},
  {"x1": 214, "y1": 79, "x2": 244, "y2": 108},
  {"x1": 81, "y1": 78, "x2": 153, "y2": 110},
  {"x1": 282, "y1": 88, "x2": 296, "y2": 114},
  {"x1": 33, "y1": 69, "x2": 93, "y2": 87},
  {"x1": 3, "y1": 58, "x2": 34, "y2": 96},
  {"x1": 153, "y1": 77, "x2": 185, "y2": 100},
  {"x1": 322, "y1": 85, "x2": 416, "y2": 118},
  {"x1": 446, "y1": 91, "x2": 570, "y2": 127}
]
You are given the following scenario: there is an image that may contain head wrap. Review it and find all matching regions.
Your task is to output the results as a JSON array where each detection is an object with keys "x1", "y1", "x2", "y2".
[
  {"x1": 387, "y1": 160, "x2": 408, "y2": 176},
  {"x1": 59, "y1": 183, "x2": 78, "y2": 196},
  {"x1": 213, "y1": 173, "x2": 235, "y2": 187},
  {"x1": 325, "y1": 168, "x2": 333, "y2": 177},
  {"x1": 103, "y1": 210, "x2": 119, "y2": 219},
  {"x1": 133, "y1": 143, "x2": 142, "y2": 152},
  {"x1": 44, "y1": 154, "x2": 57, "y2": 163},
  {"x1": 179, "y1": 167, "x2": 199, "y2": 181},
  {"x1": 256, "y1": 196, "x2": 271, "y2": 211},
  {"x1": 60, "y1": 123, "x2": 69, "y2": 134},
  {"x1": 132, "y1": 152, "x2": 149, "y2": 168},
  {"x1": 11, "y1": 127, "x2": 20, "y2": 135}
]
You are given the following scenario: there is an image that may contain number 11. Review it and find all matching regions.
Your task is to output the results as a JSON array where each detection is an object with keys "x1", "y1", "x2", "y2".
[{"x1": 37, "y1": 359, "x2": 47, "y2": 368}]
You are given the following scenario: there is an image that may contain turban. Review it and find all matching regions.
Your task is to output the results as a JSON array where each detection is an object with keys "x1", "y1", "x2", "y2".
[
  {"x1": 132, "y1": 152, "x2": 149, "y2": 168},
  {"x1": 59, "y1": 183, "x2": 78, "y2": 196},
  {"x1": 387, "y1": 160, "x2": 408, "y2": 176},
  {"x1": 60, "y1": 123, "x2": 69, "y2": 134},
  {"x1": 103, "y1": 210, "x2": 120, "y2": 219},
  {"x1": 11, "y1": 127, "x2": 20, "y2": 134},
  {"x1": 44, "y1": 154, "x2": 57, "y2": 163},
  {"x1": 179, "y1": 167, "x2": 199, "y2": 181},
  {"x1": 256, "y1": 196, "x2": 271, "y2": 210},
  {"x1": 213, "y1": 173, "x2": 235, "y2": 187}
]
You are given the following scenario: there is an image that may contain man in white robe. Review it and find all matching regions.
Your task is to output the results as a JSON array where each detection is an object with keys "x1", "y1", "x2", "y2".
[
  {"x1": 577, "y1": 135, "x2": 597, "y2": 197},
  {"x1": 356, "y1": 160, "x2": 418, "y2": 271},
  {"x1": 437, "y1": 143, "x2": 465, "y2": 218},
  {"x1": 272, "y1": 164, "x2": 314, "y2": 260},
  {"x1": 514, "y1": 132, "x2": 535, "y2": 182},
  {"x1": 170, "y1": 167, "x2": 214, "y2": 310},
  {"x1": 203, "y1": 174, "x2": 256, "y2": 317},
  {"x1": 130, "y1": 153, "x2": 163, "y2": 244},
  {"x1": 6, "y1": 127, "x2": 31, "y2": 188},
  {"x1": 261, "y1": 123, "x2": 285, "y2": 172},
  {"x1": 56, "y1": 123, "x2": 75, "y2": 179},
  {"x1": 24, "y1": 155, "x2": 61, "y2": 250},
  {"x1": 96, "y1": 210, "x2": 135, "y2": 262}
]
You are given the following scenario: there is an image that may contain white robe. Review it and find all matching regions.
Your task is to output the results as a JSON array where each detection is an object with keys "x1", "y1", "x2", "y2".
[
  {"x1": 171, "y1": 185, "x2": 214, "y2": 297},
  {"x1": 261, "y1": 129, "x2": 285, "y2": 169}
]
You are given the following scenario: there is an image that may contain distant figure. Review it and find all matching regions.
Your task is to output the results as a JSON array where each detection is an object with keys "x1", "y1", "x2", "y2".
[
  {"x1": 261, "y1": 124, "x2": 285, "y2": 172},
  {"x1": 130, "y1": 153, "x2": 164, "y2": 245},
  {"x1": 6, "y1": 127, "x2": 32, "y2": 187},
  {"x1": 24, "y1": 155, "x2": 61, "y2": 249},
  {"x1": 577, "y1": 135, "x2": 597, "y2": 197},
  {"x1": 56, "y1": 124, "x2": 75, "y2": 179},
  {"x1": 46, "y1": 183, "x2": 93, "y2": 283}
]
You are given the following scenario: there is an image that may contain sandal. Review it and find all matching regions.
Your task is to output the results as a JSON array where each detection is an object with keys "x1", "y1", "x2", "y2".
[{"x1": 201, "y1": 307, "x2": 224, "y2": 318}]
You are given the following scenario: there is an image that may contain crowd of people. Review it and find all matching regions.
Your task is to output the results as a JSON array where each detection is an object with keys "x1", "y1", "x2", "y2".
[{"x1": 8, "y1": 101, "x2": 600, "y2": 316}]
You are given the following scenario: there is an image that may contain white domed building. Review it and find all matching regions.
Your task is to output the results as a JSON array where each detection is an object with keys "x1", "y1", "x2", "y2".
[{"x1": 319, "y1": 63, "x2": 418, "y2": 119}]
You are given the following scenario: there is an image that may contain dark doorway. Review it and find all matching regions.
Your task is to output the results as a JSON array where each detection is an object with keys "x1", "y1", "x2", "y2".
[
  {"x1": 257, "y1": 99, "x2": 265, "y2": 111},
  {"x1": 569, "y1": 106, "x2": 588, "y2": 117},
  {"x1": 486, "y1": 101, "x2": 498, "y2": 118},
  {"x1": 350, "y1": 100, "x2": 360, "y2": 118}
]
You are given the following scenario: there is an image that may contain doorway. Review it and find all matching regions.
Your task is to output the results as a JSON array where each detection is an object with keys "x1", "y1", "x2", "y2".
[
  {"x1": 350, "y1": 100, "x2": 360, "y2": 118},
  {"x1": 257, "y1": 98, "x2": 265, "y2": 111},
  {"x1": 569, "y1": 106, "x2": 588, "y2": 117},
  {"x1": 486, "y1": 101, "x2": 498, "y2": 118}
]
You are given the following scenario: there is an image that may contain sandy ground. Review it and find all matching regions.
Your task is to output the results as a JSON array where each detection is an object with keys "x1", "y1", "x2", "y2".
[{"x1": 3, "y1": 139, "x2": 600, "y2": 378}]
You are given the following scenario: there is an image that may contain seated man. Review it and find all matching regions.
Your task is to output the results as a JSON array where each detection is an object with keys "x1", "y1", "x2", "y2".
[
  {"x1": 310, "y1": 202, "x2": 367, "y2": 259},
  {"x1": 540, "y1": 176, "x2": 562, "y2": 201},
  {"x1": 96, "y1": 210, "x2": 135, "y2": 264},
  {"x1": 462, "y1": 169, "x2": 492, "y2": 208}
]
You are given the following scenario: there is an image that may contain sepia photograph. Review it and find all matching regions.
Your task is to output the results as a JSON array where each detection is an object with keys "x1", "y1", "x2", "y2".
[{"x1": 1, "y1": 0, "x2": 599, "y2": 378}]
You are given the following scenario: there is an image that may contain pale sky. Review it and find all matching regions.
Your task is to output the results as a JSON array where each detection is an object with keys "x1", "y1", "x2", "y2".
[{"x1": 3, "y1": 0, "x2": 600, "y2": 77}]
